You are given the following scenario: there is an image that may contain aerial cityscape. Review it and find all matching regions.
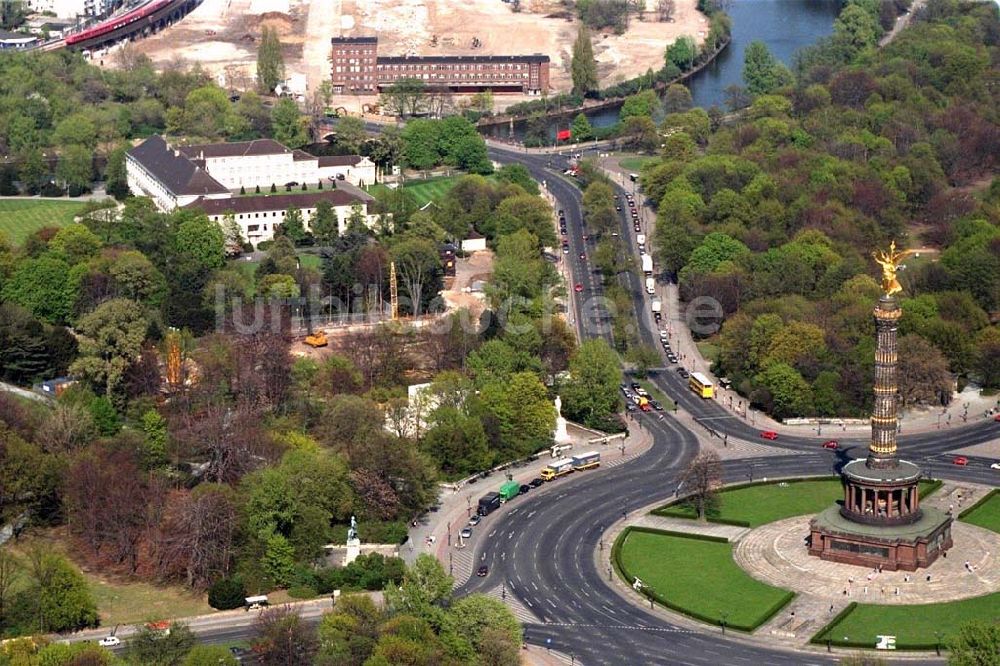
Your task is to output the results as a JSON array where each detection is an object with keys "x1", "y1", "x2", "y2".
[{"x1": 0, "y1": 0, "x2": 998, "y2": 664}]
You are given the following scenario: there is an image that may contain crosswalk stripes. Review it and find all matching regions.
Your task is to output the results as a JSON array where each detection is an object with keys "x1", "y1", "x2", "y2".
[
  {"x1": 450, "y1": 544, "x2": 475, "y2": 585},
  {"x1": 484, "y1": 584, "x2": 542, "y2": 624}
]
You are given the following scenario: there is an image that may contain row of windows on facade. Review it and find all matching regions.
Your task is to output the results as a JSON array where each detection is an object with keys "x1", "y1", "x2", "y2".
[
  {"x1": 335, "y1": 48, "x2": 376, "y2": 55},
  {"x1": 375, "y1": 72, "x2": 532, "y2": 81},
  {"x1": 375, "y1": 62, "x2": 532, "y2": 71},
  {"x1": 336, "y1": 71, "x2": 531, "y2": 81}
]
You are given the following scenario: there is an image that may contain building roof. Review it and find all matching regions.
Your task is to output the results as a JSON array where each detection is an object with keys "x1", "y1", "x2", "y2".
[
  {"x1": 0, "y1": 30, "x2": 38, "y2": 42},
  {"x1": 377, "y1": 53, "x2": 549, "y2": 64},
  {"x1": 292, "y1": 149, "x2": 316, "y2": 162},
  {"x1": 331, "y1": 36, "x2": 377, "y2": 44},
  {"x1": 127, "y1": 136, "x2": 229, "y2": 197},
  {"x1": 183, "y1": 189, "x2": 367, "y2": 216},
  {"x1": 178, "y1": 139, "x2": 290, "y2": 160},
  {"x1": 318, "y1": 155, "x2": 363, "y2": 167}
]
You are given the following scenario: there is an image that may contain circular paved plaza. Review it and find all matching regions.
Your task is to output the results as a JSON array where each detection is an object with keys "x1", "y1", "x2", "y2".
[{"x1": 734, "y1": 516, "x2": 1000, "y2": 604}]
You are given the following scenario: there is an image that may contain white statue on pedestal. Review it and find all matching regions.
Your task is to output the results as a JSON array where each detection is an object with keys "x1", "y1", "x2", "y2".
[
  {"x1": 345, "y1": 515, "x2": 361, "y2": 565},
  {"x1": 554, "y1": 395, "x2": 571, "y2": 443}
]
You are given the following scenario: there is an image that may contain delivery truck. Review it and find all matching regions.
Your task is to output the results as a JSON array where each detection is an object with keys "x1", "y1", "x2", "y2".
[
  {"x1": 540, "y1": 458, "x2": 575, "y2": 481},
  {"x1": 499, "y1": 480, "x2": 520, "y2": 502},
  {"x1": 641, "y1": 254, "x2": 653, "y2": 275},
  {"x1": 477, "y1": 492, "x2": 501, "y2": 516},
  {"x1": 571, "y1": 451, "x2": 601, "y2": 470}
]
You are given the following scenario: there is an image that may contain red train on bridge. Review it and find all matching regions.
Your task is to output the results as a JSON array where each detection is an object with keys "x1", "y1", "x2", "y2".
[{"x1": 64, "y1": 0, "x2": 176, "y2": 49}]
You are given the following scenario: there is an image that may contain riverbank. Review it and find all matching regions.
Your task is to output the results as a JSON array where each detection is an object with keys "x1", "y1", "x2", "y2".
[{"x1": 477, "y1": 35, "x2": 732, "y2": 134}]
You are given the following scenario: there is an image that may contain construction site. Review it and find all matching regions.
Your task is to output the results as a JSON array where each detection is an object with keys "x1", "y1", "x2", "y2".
[{"x1": 126, "y1": 0, "x2": 709, "y2": 112}]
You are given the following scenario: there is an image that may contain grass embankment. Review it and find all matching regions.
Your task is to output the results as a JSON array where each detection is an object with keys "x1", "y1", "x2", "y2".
[
  {"x1": 654, "y1": 478, "x2": 940, "y2": 528},
  {"x1": 4, "y1": 530, "x2": 212, "y2": 627},
  {"x1": 811, "y1": 487, "x2": 1000, "y2": 649},
  {"x1": 0, "y1": 200, "x2": 88, "y2": 245},
  {"x1": 637, "y1": 379, "x2": 675, "y2": 411},
  {"x1": 614, "y1": 528, "x2": 793, "y2": 631}
]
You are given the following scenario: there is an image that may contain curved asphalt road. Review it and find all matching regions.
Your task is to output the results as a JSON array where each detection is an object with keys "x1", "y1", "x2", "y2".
[{"x1": 472, "y1": 144, "x2": 999, "y2": 664}]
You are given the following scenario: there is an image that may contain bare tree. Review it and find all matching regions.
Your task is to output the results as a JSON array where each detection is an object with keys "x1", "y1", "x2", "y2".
[
  {"x1": 253, "y1": 606, "x2": 318, "y2": 665},
  {"x1": 679, "y1": 451, "x2": 722, "y2": 520},
  {"x1": 656, "y1": 0, "x2": 676, "y2": 21},
  {"x1": 0, "y1": 550, "x2": 20, "y2": 620},
  {"x1": 170, "y1": 402, "x2": 276, "y2": 484},
  {"x1": 153, "y1": 487, "x2": 237, "y2": 588},
  {"x1": 38, "y1": 402, "x2": 96, "y2": 453}
]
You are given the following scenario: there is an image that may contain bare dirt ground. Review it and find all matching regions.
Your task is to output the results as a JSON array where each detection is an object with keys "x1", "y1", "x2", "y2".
[
  {"x1": 116, "y1": 0, "x2": 707, "y2": 109},
  {"x1": 440, "y1": 249, "x2": 493, "y2": 319}
]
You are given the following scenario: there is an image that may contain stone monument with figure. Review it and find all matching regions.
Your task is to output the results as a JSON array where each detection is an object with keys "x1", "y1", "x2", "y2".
[
  {"x1": 554, "y1": 395, "x2": 571, "y2": 443},
  {"x1": 345, "y1": 515, "x2": 361, "y2": 565}
]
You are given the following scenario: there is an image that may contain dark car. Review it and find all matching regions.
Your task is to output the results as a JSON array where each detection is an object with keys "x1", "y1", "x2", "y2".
[
  {"x1": 631, "y1": 382, "x2": 642, "y2": 390},
  {"x1": 626, "y1": 403, "x2": 638, "y2": 412},
  {"x1": 477, "y1": 565, "x2": 489, "y2": 577},
  {"x1": 558, "y1": 209, "x2": 564, "y2": 216},
  {"x1": 654, "y1": 312, "x2": 662, "y2": 322},
  {"x1": 650, "y1": 400, "x2": 663, "y2": 411},
  {"x1": 519, "y1": 484, "x2": 531, "y2": 495},
  {"x1": 529, "y1": 477, "x2": 545, "y2": 487},
  {"x1": 677, "y1": 368, "x2": 690, "y2": 378}
]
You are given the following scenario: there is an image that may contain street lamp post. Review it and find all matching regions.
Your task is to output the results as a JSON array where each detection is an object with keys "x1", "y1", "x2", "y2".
[
  {"x1": 447, "y1": 521, "x2": 451, "y2": 546},
  {"x1": 720, "y1": 613, "x2": 728, "y2": 635},
  {"x1": 935, "y1": 631, "x2": 942, "y2": 656},
  {"x1": 449, "y1": 552, "x2": 453, "y2": 576}
]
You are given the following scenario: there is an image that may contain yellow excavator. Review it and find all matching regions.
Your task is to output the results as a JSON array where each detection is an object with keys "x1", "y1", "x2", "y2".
[{"x1": 304, "y1": 331, "x2": 328, "y2": 348}]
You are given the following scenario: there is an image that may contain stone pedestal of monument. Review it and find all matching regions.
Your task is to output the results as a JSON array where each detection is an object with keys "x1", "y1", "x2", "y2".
[{"x1": 345, "y1": 537, "x2": 362, "y2": 566}]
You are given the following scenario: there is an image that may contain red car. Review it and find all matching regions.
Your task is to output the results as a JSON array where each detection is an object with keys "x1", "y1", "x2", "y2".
[
  {"x1": 640, "y1": 403, "x2": 651, "y2": 412},
  {"x1": 953, "y1": 456, "x2": 969, "y2": 466},
  {"x1": 822, "y1": 440, "x2": 839, "y2": 450},
  {"x1": 574, "y1": 283, "x2": 584, "y2": 293},
  {"x1": 760, "y1": 431, "x2": 778, "y2": 440},
  {"x1": 993, "y1": 414, "x2": 1000, "y2": 422}
]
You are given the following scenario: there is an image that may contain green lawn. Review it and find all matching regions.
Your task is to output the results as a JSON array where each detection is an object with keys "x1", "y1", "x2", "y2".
[
  {"x1": 0, "y1": 200, "x2": 89, "y2": 245},
  {"x1": 229, "y1": 252, "x2": 322, "y2": 287},
  {"x1": 960, "y1": 489, "x2": 1000, "y2": 535},
  {"x1": 655, "y1": 479, "x2": 939, "y2": 527},
  {"x1": 618, "y1": 156, "x2": 657, "y2": 173},
  {"x1": 616, "y1": 529, "x2": 792, "y2": 630},
  {"x1": 695, "y1": 340, "x2": 719, "y2": 364},
  {"x1": 813, "y1": 594, "x2": 1000, "y2": 649},
  {"x1": 4, "y1": 530, "x2": 212, "y2": 628}
]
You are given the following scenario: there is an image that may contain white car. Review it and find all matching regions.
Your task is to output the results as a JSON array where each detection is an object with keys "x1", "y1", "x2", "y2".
[
  {"x1": 991, "y1": 462, "x2": 1000, "y2": 470},
  {"x1": 98, "y1": 636, "x2": 120, "y2": 648}
]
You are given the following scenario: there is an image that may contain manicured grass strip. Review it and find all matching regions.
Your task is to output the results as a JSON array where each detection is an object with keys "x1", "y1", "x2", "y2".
[
  {"x1": 811, "y1": 593, "x2": 1000, "y2": 649},
  {"x1": 613, "y1": 527, "x2": 794, "y2": 631},
  {"x1": 959, "y1": 488, "x2": 1000, "y2": 533},
  {"x1": 403, "y1": 177, "x2": 461, "y2": 206},
  {"x1": 0, "y1": 200, "x2": 88, "y2": 245},
  {"x1": 654, "y1": 478, "x2": 939, "y2": 528},
  {"x1": 637, "y1": 380, "x2": 675, "y2": 411},
  {"x1": 618, "y1": 156, "x2": 656, "y2": 173}
]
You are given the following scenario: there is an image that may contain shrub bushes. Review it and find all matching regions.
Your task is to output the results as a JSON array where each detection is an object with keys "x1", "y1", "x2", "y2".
[{"x1": 207, "y1": 578, "x2": 246, "y2": 610}]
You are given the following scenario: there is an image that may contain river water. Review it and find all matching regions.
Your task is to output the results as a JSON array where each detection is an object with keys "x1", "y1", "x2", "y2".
[{"x1": 488, "y1": 0, "x2": 842, "y2": 139}]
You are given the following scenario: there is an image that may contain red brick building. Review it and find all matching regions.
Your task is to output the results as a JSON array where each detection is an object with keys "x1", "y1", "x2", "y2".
[{"x1": 331, "y1": 36, "x2": 549, "y2": 96}]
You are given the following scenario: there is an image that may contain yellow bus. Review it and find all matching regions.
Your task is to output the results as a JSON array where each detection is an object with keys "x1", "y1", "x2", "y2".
[{"x1": 689, "y1": 372, "x2": 714, "y2": 399}]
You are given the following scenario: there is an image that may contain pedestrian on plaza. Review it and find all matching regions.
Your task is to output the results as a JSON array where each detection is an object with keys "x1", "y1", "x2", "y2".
[
  {"x1": 926, "y1": 574, "x2": 931, "y2": 582},
  {"x1": 829, "y1": 604, "x2": 834, "y2": 613}
]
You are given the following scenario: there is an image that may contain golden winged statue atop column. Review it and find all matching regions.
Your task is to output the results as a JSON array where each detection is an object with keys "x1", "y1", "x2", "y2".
[{"x1": 873, "y1": 241, "x2": 916, "y2": 297}]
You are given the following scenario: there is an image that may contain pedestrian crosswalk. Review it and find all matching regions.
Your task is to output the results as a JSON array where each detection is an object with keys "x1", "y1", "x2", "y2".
[
  {"x1": 450, "y1": 543, "x2": 476, "y2": 585},
  {"x1": 484, "y1": 584, "x2": 541, "y2": 624}
]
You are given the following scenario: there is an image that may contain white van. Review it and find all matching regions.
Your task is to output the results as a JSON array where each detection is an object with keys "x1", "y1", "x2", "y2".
[
  {"x1": 245, "y1": 595, "x2": 269, "y2": 611},
  {"x1": 645, "y1": 277, "x2": 655, "y2": 295}
]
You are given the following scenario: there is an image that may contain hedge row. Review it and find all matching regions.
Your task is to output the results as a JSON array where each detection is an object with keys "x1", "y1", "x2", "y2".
[
  {"x1": 957, "y1": 488, "x2": 999, "y2": 521},
  {"x1": 918, "y1": 479, "x2": 943, "y2": 499},
  {"x1": 611, "y1": 527, "x2": 794, "y2": 632},
  {"x1": 624, "y1": 525, "x2": 729, "y2": 543},
  {"x1": 809, "y1": 601, "x2": 858, "y2": 645}
]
